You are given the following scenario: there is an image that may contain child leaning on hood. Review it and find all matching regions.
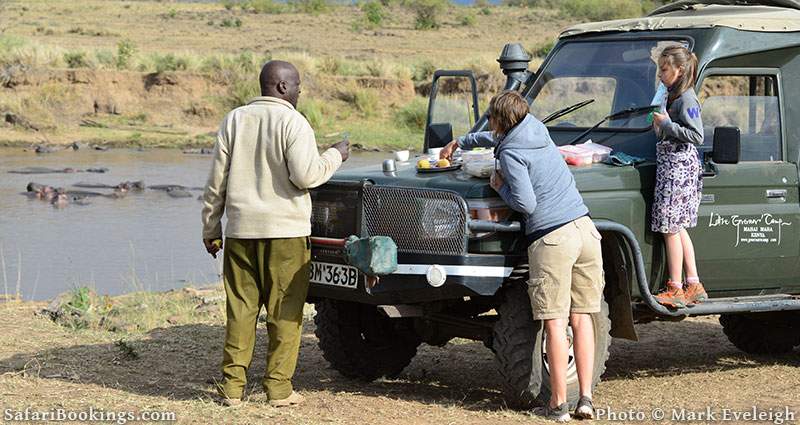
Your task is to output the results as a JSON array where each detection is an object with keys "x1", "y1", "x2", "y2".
[{"x1": 441, "y1": 90, "x2": 604, "y2": 422}]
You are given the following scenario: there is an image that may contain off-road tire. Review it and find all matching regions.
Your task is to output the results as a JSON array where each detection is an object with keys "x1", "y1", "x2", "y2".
[
  {"x1": 314, "y1": 299, "x2": 422, "y2": 381},
  {"x1": 493, "y1": 281, "x2": 611, "y2": 410},
  {"x1": 719, "y1": 312, "x2": 800, "y2": 355}
]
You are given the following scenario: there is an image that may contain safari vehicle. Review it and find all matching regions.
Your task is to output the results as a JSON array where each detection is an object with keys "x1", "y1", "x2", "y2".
[{"x1": 307, "y1": 0, "x2": 800, "y2": 408}]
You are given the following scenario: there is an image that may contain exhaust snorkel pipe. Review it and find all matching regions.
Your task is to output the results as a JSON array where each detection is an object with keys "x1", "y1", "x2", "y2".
[
  {"x1": 473, "y1": 43, "x2": 531, "y2": 132},
  {"x1": 497, "y1": 43, "x2": 532, "y2": 91}
]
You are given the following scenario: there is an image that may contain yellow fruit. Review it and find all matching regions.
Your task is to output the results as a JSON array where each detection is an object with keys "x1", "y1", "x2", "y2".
[
  {"x1": 436, "y1": 159, "x2": 450, "y2": 168},
  {"x1": 417, "y1": 159, "x2": 431, "y2": 169}
]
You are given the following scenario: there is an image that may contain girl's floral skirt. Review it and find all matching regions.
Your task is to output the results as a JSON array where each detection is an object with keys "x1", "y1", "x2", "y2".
[{"x1": 651, "y1": 141, "x2": 703, "y2": 234}]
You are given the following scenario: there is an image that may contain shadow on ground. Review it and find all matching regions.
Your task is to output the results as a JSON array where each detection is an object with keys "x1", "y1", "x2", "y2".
[{"x1": 0, "y1": 315, "x2": 797, "y2": 411}]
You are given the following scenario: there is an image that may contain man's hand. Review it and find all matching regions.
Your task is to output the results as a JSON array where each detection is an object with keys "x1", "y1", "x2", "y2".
[
  {"x1": 440, "y1": 140, "x2": 459, "y2": 160},
  {"x1": 204, "y1": 238, "x2": 223, "y2": 258},
  {"x1": 332, "y1": 139, "x2": 350, "y2": 162},
  {"x1": 490, "y1": 170, "x2": 504, "y2": 192}
]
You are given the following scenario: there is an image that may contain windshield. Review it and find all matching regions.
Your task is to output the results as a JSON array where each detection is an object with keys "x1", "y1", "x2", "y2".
[{"x1": 525, "y1": 39, "x2": 687, "y2": 130}]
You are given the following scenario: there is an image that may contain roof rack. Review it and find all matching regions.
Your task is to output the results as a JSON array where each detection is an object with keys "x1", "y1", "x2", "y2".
[{"x1": 649, "y1": 0, "x2": 800, "y2": 16}]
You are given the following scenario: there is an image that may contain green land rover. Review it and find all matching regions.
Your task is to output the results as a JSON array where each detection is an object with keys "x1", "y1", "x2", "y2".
[{"x1": 306, "y1": 0, "x2": 800, "y2": 408}]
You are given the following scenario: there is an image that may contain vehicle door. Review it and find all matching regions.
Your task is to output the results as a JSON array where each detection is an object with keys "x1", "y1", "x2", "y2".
[{"x1": 691, "y1": 69, "x2": 800, "y2": 295}]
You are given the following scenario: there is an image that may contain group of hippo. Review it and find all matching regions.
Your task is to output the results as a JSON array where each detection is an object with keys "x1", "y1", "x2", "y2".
[
  {"x1": 25, "y1": 180, "x2": 204, "y2": 208},
  {"x1": 29, "y1": 142, "x2": 213, "y2": 155}
]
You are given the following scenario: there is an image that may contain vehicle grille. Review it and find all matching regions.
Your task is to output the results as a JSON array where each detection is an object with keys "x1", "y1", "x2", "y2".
[{"x1": 362, "y1": 185, "x2": 468, "y2": 255}]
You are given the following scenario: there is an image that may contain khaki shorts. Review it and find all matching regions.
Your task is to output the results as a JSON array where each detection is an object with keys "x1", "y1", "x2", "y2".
[{"x1": 527, "y1": 216, "x2": 604, "y2": 320}]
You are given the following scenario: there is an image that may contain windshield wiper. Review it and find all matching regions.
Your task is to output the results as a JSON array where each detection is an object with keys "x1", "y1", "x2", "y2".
[
  {"x1": 567, "y1": 104, "x2": 659, "y2": 145},
  {"x1": 541, "y1": 99, "x2": 595, "y2": 125}
]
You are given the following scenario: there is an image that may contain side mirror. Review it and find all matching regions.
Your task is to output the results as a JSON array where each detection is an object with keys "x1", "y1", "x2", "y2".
[
  {"x1": 425, "y1": 123, "x2": 453, "y2": 150},
  {"x1": 712, "y1": 126, "x2": 740, "y2": 164}
]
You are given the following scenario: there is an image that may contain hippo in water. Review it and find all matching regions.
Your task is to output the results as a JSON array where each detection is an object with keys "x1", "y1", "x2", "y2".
[
  {"x1": 26, "y1": 182, "x2": 59, "y2": 200},
  {"x1": 9, "y1": 167, "x2": 108, "y2": 174},
  {"x1": 182, "y1": 148, "x2": 213, "y2": 155},
  {"x1": 74, "y1": 181, "x2": 145, "y2": 193},
  {"x1": 150, "y1": 184, "x2": 201, "y2": 198},
  {"x1": 26, "y1": 182, "x2": 119, "y2": 206},
  {"x1": 24, "y1": 184, "x2": 89, "y2": 207}
]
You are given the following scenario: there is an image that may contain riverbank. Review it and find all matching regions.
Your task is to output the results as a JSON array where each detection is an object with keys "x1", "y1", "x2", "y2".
[
  {"x1": 0, "y1": 0, "x2": 568, "y2": 151},
  {"x1": 1, "y1": 286, "x2": 798, "y2": 424}
]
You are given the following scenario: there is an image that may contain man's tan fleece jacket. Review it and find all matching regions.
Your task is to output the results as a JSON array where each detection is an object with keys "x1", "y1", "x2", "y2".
[{"x1": 201, "y1": 96, "x2": 342, "y2": 240}]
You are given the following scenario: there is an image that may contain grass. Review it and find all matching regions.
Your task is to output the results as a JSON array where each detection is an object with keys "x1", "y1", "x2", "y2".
[
  {"x1": 45, "y1": 284, "x2": 224, "y2": 335},
  {"x1": 0, "y1": 0, "x2": 584, "y2": 150}
]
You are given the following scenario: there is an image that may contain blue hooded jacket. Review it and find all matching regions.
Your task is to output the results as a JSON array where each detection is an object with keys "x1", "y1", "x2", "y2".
[{"x1": 459, "y1": 114, "x2": 588, "y2": 236}]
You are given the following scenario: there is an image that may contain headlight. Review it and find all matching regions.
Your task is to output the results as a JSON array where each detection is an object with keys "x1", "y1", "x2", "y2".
[
  {"x1": 312, "y1": 200, "x2": 352, "y2": 238},
  {"x1": 419, "y1": 198, "x2": 461, "y2": 239}
]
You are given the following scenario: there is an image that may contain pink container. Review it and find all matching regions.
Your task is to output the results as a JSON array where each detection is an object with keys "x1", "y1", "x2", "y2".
[
  {"x1": 579, "y1": 141, "x2": 613, "y2": 163},
  {"x1": 558, "y1": 145, "x2": 593, "y2": 166}
]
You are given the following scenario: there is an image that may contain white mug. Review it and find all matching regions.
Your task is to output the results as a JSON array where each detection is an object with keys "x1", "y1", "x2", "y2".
[{"x1": 393, "y1": 150, "x2": 410, "y2": 162}]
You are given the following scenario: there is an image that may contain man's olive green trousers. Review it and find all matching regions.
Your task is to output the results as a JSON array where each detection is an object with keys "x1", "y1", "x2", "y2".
[{"x1": 219, "y1": 237, "x2": 310, "y2": 400}]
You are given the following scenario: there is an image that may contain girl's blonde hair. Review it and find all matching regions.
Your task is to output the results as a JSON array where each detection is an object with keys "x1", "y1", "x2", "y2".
[
  {"x1": 488, "y1": 90, "x2": 529, "y2": 136},
  {"x1": 659, "y1": 45, "x2": 699, "y2": 101}
]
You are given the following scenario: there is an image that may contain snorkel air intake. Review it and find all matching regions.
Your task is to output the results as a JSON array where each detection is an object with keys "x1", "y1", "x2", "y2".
[{"x1": 497, "y1": 43, "x2": 532, "y2": 91}]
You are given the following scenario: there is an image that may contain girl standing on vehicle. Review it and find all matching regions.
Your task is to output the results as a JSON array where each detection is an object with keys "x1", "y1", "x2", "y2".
[{"x1": 651, "y1": 45, "x2": 708, "y2": 308}]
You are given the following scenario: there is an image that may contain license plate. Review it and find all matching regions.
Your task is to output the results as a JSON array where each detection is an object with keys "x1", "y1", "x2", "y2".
[{"x1": 310, "y1": 261, "x2": 359, "y2": 289}]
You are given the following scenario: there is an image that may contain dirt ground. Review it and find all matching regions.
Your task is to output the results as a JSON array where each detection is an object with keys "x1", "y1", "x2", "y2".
[{"x1": 1, "y1": 301, "x2": 798, "y2": 425}]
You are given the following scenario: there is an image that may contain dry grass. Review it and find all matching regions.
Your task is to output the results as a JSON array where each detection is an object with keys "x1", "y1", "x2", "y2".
[
  {"x1": 0, "y1": 0, "x2": 574, "y2": 150},
  {"x1": 1, "y1": 290, "x2": 798, "y2": 424}
]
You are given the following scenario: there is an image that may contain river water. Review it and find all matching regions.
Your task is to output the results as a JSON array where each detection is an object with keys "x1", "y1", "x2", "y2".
[{"x1": 0, "y1": 147, "x2": 385, "y2": 300}]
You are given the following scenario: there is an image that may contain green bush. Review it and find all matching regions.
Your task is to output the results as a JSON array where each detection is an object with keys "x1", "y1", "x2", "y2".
[
  {"x1": 116, "y1": 39, "x2": 136, "y2": 69},
  {"x1": 244, "y1": 0, "x2": 285, "y2": 13},
  {"x1": 64, "y1": 51, "x2": 89, "y2": 68},
  {"x1": 152, "y1": 53, "x2": 190, "y2": 73},
  {"x1": 458, "y1": 11, "x2": 476, "y2": 26},
  {"x1": 408, "y1": 0, "x2": 447, "y2": 30},
  {"x1": 220, "y1": 17, "x2": 243, "y2": 27},
  {"x1": 317, "y1": 56, "x2": 361, "y2": 76},
  {"x1": 411, "y1": 59, "x2": 436, "y2": 82},
  {"x1": 290, "y1": 0, "x2": 329, "y2": 14},
  {"x1": 221, "y1": 77, "x2": 260, "y2": 111},
  {"x1": 95, "y1": 50, "x2": 115, "y2": 67},
  {"x1": 361, "y1": 1, "x2": 384, "y2": 27},
  {"x1": 394, "y1": 97, "x2": 428, "y2": 130},
  {"x1": 530, "y1": 39, "x2": 555, "y2": 58},
  {"x1": 560, "y1": 0, "x2": 642, "y2": 21},
  {"x1": 353, "y1": 89, "x2": 379, "y2": 117},
  {"x1": 297, "y1": 98, "x2": 325, "y2": 128},
  {"x1": 479, "y1": 7, "x2": 491, "y2": 15},
  {"x1": 365, "y1": 60, "x2": 389, "y2": 77}
]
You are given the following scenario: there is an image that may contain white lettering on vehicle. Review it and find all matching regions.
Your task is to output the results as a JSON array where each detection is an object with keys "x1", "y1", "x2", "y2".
[{"x1": 708, "y1": 212, "x2": 792, "y2": 247}]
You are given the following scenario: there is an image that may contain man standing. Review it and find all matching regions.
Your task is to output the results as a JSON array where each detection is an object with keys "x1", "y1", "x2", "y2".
[{"x1": 201, "y1": 60, "x2": 349, "y2": 407}]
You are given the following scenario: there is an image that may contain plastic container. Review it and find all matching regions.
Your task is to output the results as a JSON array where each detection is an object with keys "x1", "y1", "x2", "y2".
[
  {"x1": 461, "y1": 148, "x2": 494, "y2": 164},
  {"x1": 463, "y1": 160, "x2": 495, "y2": 178},
  {"x1": 558, "y1": 145, "x2": 594, "y2": 166},
  {"x1": 579, "y1": 140, "x2": 613, "y2": 163}
]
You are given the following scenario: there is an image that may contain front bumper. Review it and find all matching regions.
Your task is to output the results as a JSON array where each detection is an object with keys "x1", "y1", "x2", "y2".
[{"x1": 308, "y1": 242, "x2": 522, "y2": 304}]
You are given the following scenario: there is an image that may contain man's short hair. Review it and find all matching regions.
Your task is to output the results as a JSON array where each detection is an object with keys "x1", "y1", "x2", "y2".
[{"x1": 489, "y1": 91, "x2": 529, "y2": 136}]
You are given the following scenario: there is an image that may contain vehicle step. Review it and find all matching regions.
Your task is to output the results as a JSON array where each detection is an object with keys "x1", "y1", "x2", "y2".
[{"x1": 635, "y1": 293, "x2": 800, "y2": 317}]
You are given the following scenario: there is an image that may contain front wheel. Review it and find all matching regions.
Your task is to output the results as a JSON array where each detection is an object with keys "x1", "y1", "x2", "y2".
[
  {"x1": 492, "y1": 282, "x2": 611, "y2": 409},
  {"x1": 314, "y1": 300, "x2": 422, "y2": 381}
]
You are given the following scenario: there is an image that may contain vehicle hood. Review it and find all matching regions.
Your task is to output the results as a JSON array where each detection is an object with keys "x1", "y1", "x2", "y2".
[{"x1": 329, "y1": 159, "x2": 655, "y2": 199}]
